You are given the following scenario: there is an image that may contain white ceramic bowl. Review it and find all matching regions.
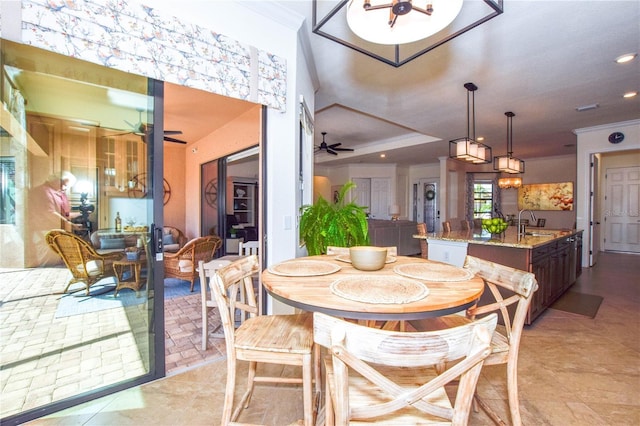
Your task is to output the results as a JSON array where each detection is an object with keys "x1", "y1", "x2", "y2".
[{"x1": 349, "y1": 246, "x2": 387, "y2": 271}]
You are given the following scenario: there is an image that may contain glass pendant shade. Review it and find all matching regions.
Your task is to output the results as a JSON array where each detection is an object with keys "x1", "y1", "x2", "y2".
[
  {"x1": 346, "y1": 0, "x2": 464, "y2": 45},
  {"x1": 498, "y1": 177, "x2": 523, "y2": 189},
  {"x1": 449, "y1": 82, "x2": 492, "y2": 164},
  {"x1": 494, "y1": 111, "x2": 525, "y2": 174}
]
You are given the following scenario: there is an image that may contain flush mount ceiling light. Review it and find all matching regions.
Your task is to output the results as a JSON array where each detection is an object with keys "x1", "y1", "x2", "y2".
[
  {"x1": 346, "y1": 0, "x2": 464, "y2": 45},
  {"x1": 449, "y1": 82, "x2": 492, "y2": 164},
  {"x1": 312, "y1": 0, "x2": 504, "y2": 67},
  {"x1": 494, "y1": 111, "x2": 525, "y2": 174},
  {"x1": 615, "y1": 53, "x2": 637, "y2": 64}
]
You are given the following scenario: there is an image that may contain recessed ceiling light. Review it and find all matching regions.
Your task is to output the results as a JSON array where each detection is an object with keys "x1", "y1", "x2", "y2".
[
  {"x1": 380, "y1": 153, "x2": 386, "y2": 158},
  {"x1": 623, "y1": 91, "x2": 638, "y2": 98},
  {"x1": 477, "y1": 136, "x2": 485, "y2": 141},
  {"x1": 575, "y1": 103, "x2": 599, "y2": 112},
  {"x1": 615, "y1": 53, "x2": 637, "y2": 64}
]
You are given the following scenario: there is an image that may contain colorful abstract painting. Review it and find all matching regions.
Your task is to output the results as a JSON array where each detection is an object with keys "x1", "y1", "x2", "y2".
[{"x1": 518, "y1": 182, "x2": 574, "y2": 211}]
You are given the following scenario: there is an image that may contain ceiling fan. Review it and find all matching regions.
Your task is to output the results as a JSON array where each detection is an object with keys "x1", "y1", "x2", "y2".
[
  {"x1": 315, "y1": 132, "x2": 354, "y2": 156},
  {"x1": 117, "y1": 109, "x2": 187, "y2": 144}
]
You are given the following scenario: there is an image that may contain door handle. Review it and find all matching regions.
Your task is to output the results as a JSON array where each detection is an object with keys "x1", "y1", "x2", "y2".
[{"x1": 153, "y1": 224, "x2": 163, "y2": 254}]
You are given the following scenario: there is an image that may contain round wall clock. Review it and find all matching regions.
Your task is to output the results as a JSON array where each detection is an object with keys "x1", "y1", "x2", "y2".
[
  {"x1": 608, "y1": 132, "x2": 624, "y2": 144},
  {"x1": 128, "y1": 173, "x2": 172, "y2": 205}
]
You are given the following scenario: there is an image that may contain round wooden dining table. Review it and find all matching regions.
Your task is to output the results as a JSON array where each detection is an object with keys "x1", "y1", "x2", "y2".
[{"x1": 262, "y1": 254, "x2": 484, "y2": 321}]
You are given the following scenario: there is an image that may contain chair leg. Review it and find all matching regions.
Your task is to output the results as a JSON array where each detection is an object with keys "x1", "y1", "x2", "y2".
[
  {"x1": 507, "y1": 360, "x2": 522, "y2": 426},
  {"x1": 302, "y1": 353, "x2": 313, "y2": 426},
  {"x1": 201, "y1": 285, "x2": 208, "y2": 351},
  {"x1": 324, "y1": 373, "x2": 335, "y2": 426},
  {"x1": 244, "y1": 361, "x2": 258, "y2": 409},
  {"x1": 223, "y1": 358, "x2": 236, "y2": 425},
  {"x1": 190, "y1": 278, "x2": 196, "y2": 292}
]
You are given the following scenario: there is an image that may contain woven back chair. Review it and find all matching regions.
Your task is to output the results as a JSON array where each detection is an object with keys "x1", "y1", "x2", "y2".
[
  {"x1": 45, "y1": 229, "x2": 122, "y2": 295},
  {"x1": 314, "y1": 311, "x2": 497, "y2": 425},
  {"x1": 164, "y1": 235, "x2": 222, "y2": 291},
  {"x1": 200, "y1": 256, "x2": 320, "y2": 425},
  {"x1": 411, "y1": 255, "x2": 538, "y2": 426}
]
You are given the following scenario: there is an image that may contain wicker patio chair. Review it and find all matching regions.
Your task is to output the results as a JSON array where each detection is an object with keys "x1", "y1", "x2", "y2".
[
  {"x1": 164, "y1": 235, "x2": 222, "y2": 291},
  {"x1": 45, "y1": 229, "x2": 122, "y2": 295}
]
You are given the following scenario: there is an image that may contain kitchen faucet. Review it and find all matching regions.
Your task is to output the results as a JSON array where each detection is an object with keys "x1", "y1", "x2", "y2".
[{"x1": 518, "y1": 209, "x2": 537, "y2": 241}]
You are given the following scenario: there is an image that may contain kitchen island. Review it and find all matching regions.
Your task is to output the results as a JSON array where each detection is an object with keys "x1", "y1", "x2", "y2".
[{"x1": 414, "y1": 228, "x2": 583, "y2": 324}]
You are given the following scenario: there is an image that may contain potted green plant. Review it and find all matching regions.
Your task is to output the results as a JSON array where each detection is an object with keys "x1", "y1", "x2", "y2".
[{"x1": 299, "y1": 181, "x2": 370, "y2": 255}]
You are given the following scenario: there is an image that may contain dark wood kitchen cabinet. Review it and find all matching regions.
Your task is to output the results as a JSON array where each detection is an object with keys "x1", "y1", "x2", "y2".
[{"x1": 467, "y1": 230, "x2": 583, "y2": 324}]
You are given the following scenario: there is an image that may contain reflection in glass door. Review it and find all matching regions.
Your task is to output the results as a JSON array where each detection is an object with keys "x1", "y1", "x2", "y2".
[{"x1": 0, "y1": 40, "x2": 162, "y2": 424}]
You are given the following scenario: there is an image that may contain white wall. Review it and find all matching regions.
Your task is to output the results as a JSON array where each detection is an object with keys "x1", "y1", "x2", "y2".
[{"x1": 576, "y1": 119, "x2": 640, "y2": 267}]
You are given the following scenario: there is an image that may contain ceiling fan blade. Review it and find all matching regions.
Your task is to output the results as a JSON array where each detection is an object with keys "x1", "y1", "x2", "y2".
[
  {"x1": 327, "y1": 148, "x2": 338, "y2": 155},
  {"x1": 332, "y1": 147, "x2": 354, "y2": 152},
  {"x1": 328, "y1": 143, "x2": 342, "y2": 148},
  {"x1": 164, "y1": 130, "x2": 183, "y2": 135},
  {"x1": 164, "y1": 136, "x2": 187, "y2": 144}
]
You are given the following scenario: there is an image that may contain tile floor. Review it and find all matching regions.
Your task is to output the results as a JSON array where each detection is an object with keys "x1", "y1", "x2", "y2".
[{"x1": 4, "y1": 251, "x2": 640, "y2": 425}]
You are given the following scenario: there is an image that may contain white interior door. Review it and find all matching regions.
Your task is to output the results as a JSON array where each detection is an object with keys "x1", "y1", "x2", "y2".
[
  {"x1": 352, "y1": 178, "x2": 371, "y2": 214},
  {"x1": 604, "y1": 166, "x2": 640, "y2": 253},
  {"x1": 370, "y1": 178, "x2": 391, "y2": 219}
]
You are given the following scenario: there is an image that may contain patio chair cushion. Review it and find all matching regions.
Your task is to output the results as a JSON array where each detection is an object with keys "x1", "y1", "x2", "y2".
[
  {"x1": 162, "y1": 233, "x2": 175, "y2": 245},
  {"x1": 75, "y1": 260, "x2": 103, "y2": 276},
  {"x1": 178, "y1": 259, "x2": 193, "y2": 272}
]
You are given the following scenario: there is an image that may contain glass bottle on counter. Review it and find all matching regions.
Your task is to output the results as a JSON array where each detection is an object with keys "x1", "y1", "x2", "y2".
[{"x1": 115, "y1": 212, "x2": 122, "y2": 232}]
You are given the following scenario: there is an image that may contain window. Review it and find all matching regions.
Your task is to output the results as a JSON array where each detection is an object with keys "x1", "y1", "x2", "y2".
[{"x1": 473, "y1": 181, "x2": 494, "y2": 219}]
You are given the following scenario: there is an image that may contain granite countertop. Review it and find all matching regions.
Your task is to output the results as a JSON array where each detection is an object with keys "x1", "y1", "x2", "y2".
[{"x1": 414, "y1": 228, "x2": 582, "y2": 249}]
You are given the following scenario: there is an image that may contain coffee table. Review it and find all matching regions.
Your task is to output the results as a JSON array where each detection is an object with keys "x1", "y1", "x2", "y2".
[{"x1": 113, "y1": 257, "x2": 146, "y2": 296}]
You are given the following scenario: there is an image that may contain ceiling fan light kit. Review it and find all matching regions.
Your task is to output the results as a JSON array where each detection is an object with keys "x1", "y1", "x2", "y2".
[
  {"x1": 312, "y1": 0, "x2": 503, "y2": 67},
  {"x1": 494, "y1": 111, "x2": 525, "y2": 174},
  {"x1": 449, "y1": 82, "x2": 492, "y2": 164}
]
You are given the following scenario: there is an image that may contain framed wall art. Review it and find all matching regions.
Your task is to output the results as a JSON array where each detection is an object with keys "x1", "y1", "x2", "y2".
[{"x1": 518, "y1": 182, "x2": 574, "y2": 211}]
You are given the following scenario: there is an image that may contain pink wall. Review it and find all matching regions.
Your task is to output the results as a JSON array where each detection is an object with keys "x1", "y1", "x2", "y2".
[{"x1": 165, "y1": 106, "x2": 262, "y2": 240}]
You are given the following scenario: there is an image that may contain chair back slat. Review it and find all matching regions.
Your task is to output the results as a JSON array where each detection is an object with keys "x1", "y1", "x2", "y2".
[{"x1": 314, "y1": 312, "x2": 497, "y2": 424}]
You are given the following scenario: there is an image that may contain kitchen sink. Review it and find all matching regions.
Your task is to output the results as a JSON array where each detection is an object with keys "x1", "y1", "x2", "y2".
[{"x1": 525, "y1": 231, "x2": 556, "y2": 237}]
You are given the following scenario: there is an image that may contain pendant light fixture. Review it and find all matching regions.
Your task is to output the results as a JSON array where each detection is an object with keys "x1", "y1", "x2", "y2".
[
  {"x1": 494, "y1": 111, "x2": 525, "y2": 174},
  {"x1": 346, "y1": 0, "x2": 464, "y2": 45},
  {"x1": 449, "y1": 82, "x2": 492, "y2": 164}
]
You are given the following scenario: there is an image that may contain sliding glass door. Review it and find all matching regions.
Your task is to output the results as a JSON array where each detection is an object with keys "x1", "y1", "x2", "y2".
[{"x1": 0, "y1": 40, "x2": 164, "y2": 424}]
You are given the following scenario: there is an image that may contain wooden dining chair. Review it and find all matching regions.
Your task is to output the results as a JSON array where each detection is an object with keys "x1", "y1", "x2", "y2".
[
  {"x1": 416, "y1": 223, "x2": 428, "y2": 259},
  {"x1": 198, "y1": 257, "x2": 235, "y2": 350},
  {"x1": 410, "y1": 255, "x2": 538, "y2": 426},
  {"x1": 200, "y1": 256, "x2": 320, "y2": 426},
  {"x1": 442, "y1": 221, "x2": 452, "y2": 232},
  {"x1": 238, "y1": 240, "x2": 259, "y2": 256},
  {"x1": 314, "y1": 311, "x2": 497, "y2": 425},
  {"x1": 461, "y1": 220, "x2": 471, "y2": 231}
]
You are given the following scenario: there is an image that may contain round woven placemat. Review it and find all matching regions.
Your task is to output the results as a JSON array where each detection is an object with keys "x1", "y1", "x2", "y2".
[
  {"x1": 267, "y1": 260, "x2": 340, "y2": 277},
  {"x1": 330, "y1": 275, "x2": 429, "y2": 304},
  {"x1": 393, "y1": 263, "x2": 474, "y2": 282}
]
